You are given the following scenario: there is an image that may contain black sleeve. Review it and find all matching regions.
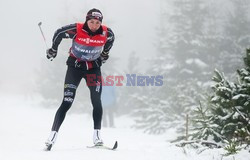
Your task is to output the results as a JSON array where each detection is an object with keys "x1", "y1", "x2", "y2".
[
  {"x1": 51, "y1": 23, "x2": 77, "y2": 51},
  {"x1": 103, "y1": 27, "x2": 115, "y2": 53}
]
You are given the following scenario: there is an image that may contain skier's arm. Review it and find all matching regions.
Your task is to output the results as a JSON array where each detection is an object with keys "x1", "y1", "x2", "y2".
[
  {"x1": 103, "y1": 27, "x2": 115, "y2": 53},
  {"x1": 100, "y1": 28, "x2": 114, "y2": 63},
  {"x1": 51, "y1": 23, "x2": 77, "y2": 51}
]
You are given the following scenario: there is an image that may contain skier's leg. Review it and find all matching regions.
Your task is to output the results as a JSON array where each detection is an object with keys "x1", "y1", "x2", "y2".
[
  {"x1": 45, "y1": 67, "x2": 82, "y2": 150},
  {"x1": 84, "y1": 68, "x2": 103, "y2": 145},
  {"x1": 51, "y1": 66, "x2": 82, "y2": 132}
]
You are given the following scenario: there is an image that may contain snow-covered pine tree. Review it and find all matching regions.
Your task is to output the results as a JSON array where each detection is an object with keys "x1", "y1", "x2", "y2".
[
  {"x1": 132, "y1": 95, "x2": 170, "y2": 134},
  {"x1": 210, "y1": 69, "x2": 238, "y2": 141},
  {"x1": 233, "y1": 48, "x2": 250, "y2": 145},
  {"x1": 191, "y1": 49, "x2": 250, "y2": 145},
  {"x1": 132, "y1": 0, "x2": 250, "y2": 138},
  {"x1": 190, "y1": 100, "x2": 224, "y2": 143}
]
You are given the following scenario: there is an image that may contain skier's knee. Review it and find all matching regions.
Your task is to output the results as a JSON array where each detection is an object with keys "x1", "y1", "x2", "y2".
[
  {"x1": 63, "y1": 90, "x2": 75, "y2": 103},
  {"x1": 63, "y1": 96, "x2": 74, "y2": 103}
]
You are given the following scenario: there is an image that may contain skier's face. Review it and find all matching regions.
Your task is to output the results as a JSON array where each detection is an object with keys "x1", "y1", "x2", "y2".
[{"x1": 87, "y1": 19, "x2": 101, "y2": 32}]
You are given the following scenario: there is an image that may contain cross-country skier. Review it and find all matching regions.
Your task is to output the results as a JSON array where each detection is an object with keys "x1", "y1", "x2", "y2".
[{"x1": 44, "y1": 8, "x2": 115, "y2": 151}]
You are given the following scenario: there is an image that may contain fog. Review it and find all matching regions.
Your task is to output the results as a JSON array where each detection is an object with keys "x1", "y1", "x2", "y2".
[
  {"x1": 0, "y1": 0, "x2": 160, "y2": 95},
  {"x1": 1, "y1": 1, "x2": 250, "y2": 156},
  {"x1": 1, "y1": 0, "x2": 250, "y2": 125}
]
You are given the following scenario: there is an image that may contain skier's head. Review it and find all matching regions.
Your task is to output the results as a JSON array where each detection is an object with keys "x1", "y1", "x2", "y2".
[
  {"x1": 85, "y1": 8, "x2": 103, "y2": 32},
  {"x1": 86, "y1": 8, "x2": 103, "y2": 22}
]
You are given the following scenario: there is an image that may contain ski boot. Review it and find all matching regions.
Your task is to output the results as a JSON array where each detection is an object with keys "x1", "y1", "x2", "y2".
[
  {"x1": 44, "y1": 131, "x2": 58, "y2": 151},
  {"x1": 93, "y1": 129, "x2": 104, "y2": 146}
]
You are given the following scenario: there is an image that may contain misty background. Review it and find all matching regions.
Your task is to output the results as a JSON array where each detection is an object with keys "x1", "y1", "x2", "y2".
[
  {"x1": 1, "y1": 0, "x2": 250, "y2": 140},
  {"x1": 0, "y1": 0, "x2": 159, "y2": 95}
]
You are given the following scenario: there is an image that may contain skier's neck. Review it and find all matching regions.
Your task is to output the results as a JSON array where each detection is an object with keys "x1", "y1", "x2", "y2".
[{"x1": 83, "y1": 23, "x2": 102, "y2": 36}]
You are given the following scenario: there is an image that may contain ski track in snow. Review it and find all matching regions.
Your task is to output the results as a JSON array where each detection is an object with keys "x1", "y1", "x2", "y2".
[{"x1": 0, "y1": 96, "x2": 249, "y2": 160}]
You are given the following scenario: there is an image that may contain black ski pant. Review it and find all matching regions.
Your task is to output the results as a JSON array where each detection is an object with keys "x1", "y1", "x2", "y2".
[{"x1": 51, "y1": 66, "x2": 103, "y2": 132}]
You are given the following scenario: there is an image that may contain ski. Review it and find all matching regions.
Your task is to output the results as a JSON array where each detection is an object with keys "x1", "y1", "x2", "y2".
[{"x1": 87, "y1": 141, "x2": 118, "y2": 150}]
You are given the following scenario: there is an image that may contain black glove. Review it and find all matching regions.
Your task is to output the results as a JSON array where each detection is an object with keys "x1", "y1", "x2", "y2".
[
  {"x1": 100, "y1": 51, "x2": 109, "y2": 63},
  {"x1": 46, "y1": 48, "x2": 57, "y2": 59}
]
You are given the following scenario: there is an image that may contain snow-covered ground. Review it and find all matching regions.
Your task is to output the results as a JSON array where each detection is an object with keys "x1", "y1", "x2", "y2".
[{"x1": 0, "y1": 96, "x2": 249, "y2": 160}]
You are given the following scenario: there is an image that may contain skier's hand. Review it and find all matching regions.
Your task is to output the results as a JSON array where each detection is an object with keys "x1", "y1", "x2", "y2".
[
  {"x1": 46, "y1": 48, "x2": 57, "y2": 59},
  {"x1": 100, "y1": 51, "x2": 109, "y2": 63}
]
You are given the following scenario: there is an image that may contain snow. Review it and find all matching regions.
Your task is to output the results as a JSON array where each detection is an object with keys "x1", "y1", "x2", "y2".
[
  {"x1": 0, "y1": 95, "x2": 249, "y2": 160},
  {"x1": 232, "y1": 94, "x2": 248, "y2": 100}
]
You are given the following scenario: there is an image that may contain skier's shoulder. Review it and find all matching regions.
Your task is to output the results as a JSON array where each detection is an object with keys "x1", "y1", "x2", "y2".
[
  {"x1": 54, "y1": 23, "x2": 77, "y2": 37},
  {"x1": 100, "y1": 24, "x2": 113, "y2": 33},
  {"x1": 106, "y1": 27, "x2": 114, "y2": 34},
  {"x1": 59, "y1": 23, "x2": 77, "y2": 31},
  {"x1": 103, "y1": 26, "x2": 114, "y2": 40}
]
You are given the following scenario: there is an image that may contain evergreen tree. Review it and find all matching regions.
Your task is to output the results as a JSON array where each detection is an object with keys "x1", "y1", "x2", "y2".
[
  {"x1": 233, "y1": 49, "x2": 250, "y2": 144},
  {"x1": 217, "y1": 0, "x2": 250, "y2": 76},
  {"x1": 132, "y1": 0, "x2": 211, "y2": 134},
  {"x1": 191, "y1": 101, "x2": 224, "y2": 142},
  {"x1": 132, "y1": 95, "x2": 170, "y2": 134},
  {"x1": 191, "y1": 49, "x2": 250, "y2": 145},
  {"x1": 132, "y1": 0, "x2": 250, "y2": 138},
  {"x1": 159, "y1": 0, "x2": 210, "y2": 121}
]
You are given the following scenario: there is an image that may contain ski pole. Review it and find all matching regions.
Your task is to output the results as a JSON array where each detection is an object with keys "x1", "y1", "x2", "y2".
[
  {"x1": 38, "y1": 22, "x2": 48, "y2": 49},
  {"x1": 38, "y1": 22, "x2": 53, "y2": 61}
]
